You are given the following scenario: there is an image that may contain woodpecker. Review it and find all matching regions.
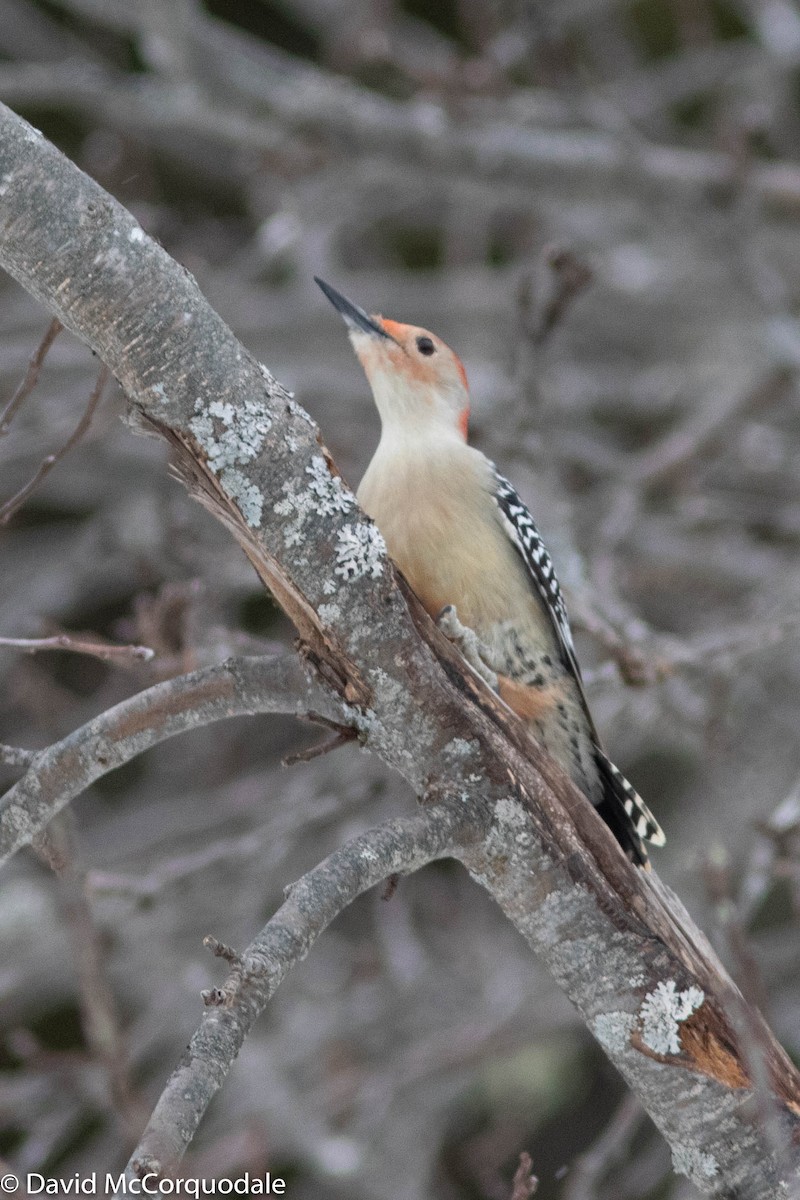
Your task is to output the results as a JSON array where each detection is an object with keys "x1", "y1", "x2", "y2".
[{"x1": 315, "y1": 277, "x2": 665, "y2": 865}]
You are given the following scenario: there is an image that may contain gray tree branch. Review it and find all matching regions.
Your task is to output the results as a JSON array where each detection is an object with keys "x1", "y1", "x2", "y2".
[
  {"x1": 126, "y1": 803, "x2": 478, "y2": 1179},
  {"x1": 0, "y1": 653, "x2": 342, "y2": 863},
  {"x1": 1, "y1": 102, "x2": 799, "y2": 1196}
]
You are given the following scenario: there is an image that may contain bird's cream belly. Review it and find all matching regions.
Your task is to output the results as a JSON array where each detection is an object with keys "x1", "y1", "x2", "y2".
[
  {"x1": 358, "y1": 455, "x2": 558, "y2": 656},
  {"x1": 359, "y1": 453, "x2": 601, "y2": 801}
]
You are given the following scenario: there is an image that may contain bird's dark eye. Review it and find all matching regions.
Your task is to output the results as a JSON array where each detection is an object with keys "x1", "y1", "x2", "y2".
[{"x1": 416, "y1": 336, "x2": 435, "y2": 356}]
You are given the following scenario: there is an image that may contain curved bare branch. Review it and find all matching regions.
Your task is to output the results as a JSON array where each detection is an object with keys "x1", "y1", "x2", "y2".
[
  {"x1": 126, "y1": 803, "x2": 478, "y2": 1179},
  {"x1": 0, "y1": 654, "x2": 345, "y2": 864}
]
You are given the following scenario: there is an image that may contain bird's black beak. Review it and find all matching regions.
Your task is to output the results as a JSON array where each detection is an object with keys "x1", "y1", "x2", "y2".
[{"x1": 314, "y1": 277, "x2": 391, "y2": 340}]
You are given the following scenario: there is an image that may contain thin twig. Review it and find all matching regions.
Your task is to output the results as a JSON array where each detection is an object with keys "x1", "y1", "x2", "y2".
[
  {"x1": 510, "y1": 1151, "x2": 538, "y2": 1199},
  {"x1": 282, "y1": 727, "x2": 357, "y2": 765},
  {"x1": 45, "y1": 812, "x2": 148, "y2": 1136},
  {"x1": 0, "y1": 316, "x2": 62, "y2": 435},
  {"x1": 569, "y1": 595, "x2": 669, "y2": 687},
  {"x1": 669, "y1": 611, "x2": 800, "y2": 671},
  {"x1": 741, "y1": 781, "x2": 800, "y2": 925},
  {"x1": 0, "y1": 633, "x2": 155, "y2": 663},
  {"x1": 702, "y1": 847, "x2": 773, "y2": 1020},
  {"x1": 381, "y1": 872, "x2": 400, "y2": 901},
  {"x1": 519, "y1": 245, "x2": 593, "y2": 346},
  {"x1": 573, "y1": 597, "x2": 800, "y2": 691},
  {"x1": 1, "y1": 362, "x2": 110, "y2": 523},
  {"x1": 203, "y1": 936, "x2": 244, "y2": 967}
]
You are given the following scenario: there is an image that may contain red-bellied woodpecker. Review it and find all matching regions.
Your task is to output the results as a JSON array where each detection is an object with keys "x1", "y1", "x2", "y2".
[{"x1": 316, "y1": 277, "x2": 665, "y2": 865}]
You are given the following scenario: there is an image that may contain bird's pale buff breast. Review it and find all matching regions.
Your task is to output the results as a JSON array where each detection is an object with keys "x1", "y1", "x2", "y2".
[{"x1": 358, "y1": 441, "x2": 602, "y2": 801}]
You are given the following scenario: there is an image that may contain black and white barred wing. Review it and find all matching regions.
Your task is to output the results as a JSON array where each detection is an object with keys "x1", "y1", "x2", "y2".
[
  {"x1": 491, "y1": 466, "x2": 665, "y2": 853},
  {"x1": 491, "y1": 468, "x2": 583, "y2": 685}
]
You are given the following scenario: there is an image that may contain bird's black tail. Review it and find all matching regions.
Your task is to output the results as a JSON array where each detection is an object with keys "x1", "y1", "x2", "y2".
[{"x1": 594, "y1": 750, "x2": 665, "y2": 868}]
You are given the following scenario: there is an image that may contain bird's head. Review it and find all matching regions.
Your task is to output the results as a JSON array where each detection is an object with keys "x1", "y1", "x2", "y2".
[{"x1": 315, "y1": 277, "x2": 470, "y2": 442}]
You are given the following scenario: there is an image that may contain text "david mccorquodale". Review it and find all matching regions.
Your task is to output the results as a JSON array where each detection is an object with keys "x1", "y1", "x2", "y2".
[{"x1": 18, "y1": 1174, "x2": 287, "y2": 1195}]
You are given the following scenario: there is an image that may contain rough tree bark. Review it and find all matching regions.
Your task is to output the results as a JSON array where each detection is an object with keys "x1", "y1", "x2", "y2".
[{"x1": 1, "y1": 102, "x2": 799, "y2": 1197}]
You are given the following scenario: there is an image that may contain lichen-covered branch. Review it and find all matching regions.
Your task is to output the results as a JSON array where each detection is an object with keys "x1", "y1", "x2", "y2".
[
  {"x1": 126, "y1": 804, "x2": 477, "y2": 1179},
  {"x1": 0, "y1": 653, "x2": 342, "y2": 863},
  {"x1": 1, "y1": 102, "x2": 799, "y2": 1196}
]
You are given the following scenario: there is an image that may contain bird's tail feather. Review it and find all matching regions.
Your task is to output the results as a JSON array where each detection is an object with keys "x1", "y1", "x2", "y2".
[{"x1": 594, "y1": 750, "x2": 665, "y2": 867}]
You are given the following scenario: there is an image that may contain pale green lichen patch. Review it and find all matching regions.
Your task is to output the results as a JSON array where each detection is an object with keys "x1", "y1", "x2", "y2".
[
  {"x1": 444, "y1": 737, "x2": 480, "y2": 762},
  {"x1": 189, "y1": 395, "x2": 273, "y2": 472},
  {"x1": 591, "y1": 1011, "x2": 637, "y2": 1054},
  {"x1": 305, "y1": 456, "x2": 356, "y2": 517},
  {"x1": 287, "y1": 397, "x2": 315, "y2": 425},
  {"x1": 335, "y1": 523, "x2": 386, "y2": 581},
  {"x1": 492, "y1": 797, "x2": 529, "y2": 831},
  {"x1": 273, "y1": 458, "x2": 356, "y2": 550},
  {"x1": 349, "y1": 705, "x2": 378, "y2": 736},
  {"x1": 672, "y1": 1145, "x2": 718, "y2": 1182},
  {"x1": 366, "y1": 667, "x2": 434, "y2": 780},
  {"x1": 482, "y1": 798, "x2": 531, "y2": 852},
  {"x1": 640, "y1": 980, "x2": 705, "y2": 1055},
  {"x1": 219, "y1": 468, "x2": 264, "y2": 528},
  {"x1": 273, "y1": 485, "x2": 310, "y2": 547}
]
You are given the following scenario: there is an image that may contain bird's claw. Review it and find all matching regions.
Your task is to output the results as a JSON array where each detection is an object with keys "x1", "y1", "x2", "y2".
[{"x1": 436, "y1": 604, "x2": 499, "y2": 689}]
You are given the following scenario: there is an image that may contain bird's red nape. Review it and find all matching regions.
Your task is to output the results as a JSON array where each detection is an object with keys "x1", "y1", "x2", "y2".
[{"x1": 458, "y1": 406, "x2": 469, "y2": 440}]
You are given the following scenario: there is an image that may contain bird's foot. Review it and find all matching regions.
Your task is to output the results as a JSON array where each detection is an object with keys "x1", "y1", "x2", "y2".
[{"x1": 436, "y1": 604, "x2": 499, "y2": 690}]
